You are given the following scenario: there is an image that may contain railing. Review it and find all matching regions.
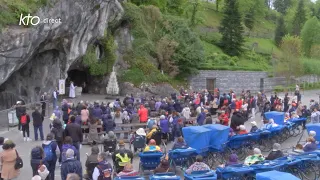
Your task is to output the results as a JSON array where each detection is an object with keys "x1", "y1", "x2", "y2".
[{"x1": 0, "y1": 100, "x2": 50, "y2": 131}]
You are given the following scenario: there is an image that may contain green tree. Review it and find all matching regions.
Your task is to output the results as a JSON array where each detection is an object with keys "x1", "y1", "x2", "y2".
[
  {"x1": 292, "y1": 0, "x2": 306, "y2": 35},
  {"x1": 216, "y1": 0, "x2": 222, "y2": 11},
  {"x1": 219, "y1": 0, "x2": 244, "y2": 56},
  {"x1": 167, "y1": 0, "x2": 187, "y2": 15},
  {"x1": 190, "y1": 0, "x2": 201, "y2": 26},
  {"x1": 274, "y1": 15, "x2": 286, "y2": 46},
  {"x1": 276, "y1": 35, "x2": 303, "y2": 83},
  {"x1": 273, "y1": 0, "x2": 292, "y2": 14},
  {"x1": 301, "y1": 16, "x2": 320, "y2": 57},
  {"x1": 244, "y1": 7, "x2": 255, "y2": 30}
]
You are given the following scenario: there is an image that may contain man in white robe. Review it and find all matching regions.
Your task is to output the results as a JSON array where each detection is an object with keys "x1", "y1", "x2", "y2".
[{"x1": 69, "y1": 81, "x2": 76, "y2": 98}]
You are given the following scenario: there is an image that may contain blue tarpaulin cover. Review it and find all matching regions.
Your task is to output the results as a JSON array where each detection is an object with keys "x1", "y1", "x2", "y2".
[
  {"x1": 184, "y1": 170, "x2": 217, "y2": 180},
  {"x1": 256, "y1": 170, "x2": 300, "y2": 180},
  {"x1": 182, "y1": 126, "x2": 211, "y2": 153},
  {"x1": 306, "y1": 123, "x2": 320, "y2": 142},
  {"x1": 203, "y1": 124, "x2": 230, "y2": 150},
  {"x1": 264, "y1": 111, "x2": 285, "y2": 125}
]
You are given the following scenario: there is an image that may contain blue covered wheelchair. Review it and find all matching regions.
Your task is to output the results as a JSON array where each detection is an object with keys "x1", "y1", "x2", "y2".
[
  {"x1": 168, "y1": 148, "x2": 197, "y2": 172},
  {"x1": 114, "y1": 176, "x2": 145, "y2": 180},
  {"x1": 184, "y1": 170, "x2": 217, "y2": 180},
  {"x1": 138, "y1": 152, "x2": 164, "y2": 175},
  {"x1": 149, "y1": 173, "x2": 181, "y2": 180}
]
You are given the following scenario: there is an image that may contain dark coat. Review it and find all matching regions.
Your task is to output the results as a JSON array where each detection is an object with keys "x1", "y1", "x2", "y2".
[
  {"x1": 16, "y1": 106, "x2": 26, "y2": 118},
  {"x1": 32, "y1": 110, "x2": 43, "y2": 126},
  {"x1": 61, "y1": 159, "x2": 82, "y2": 180},
  {"x1": 230, "y1": 112, "x2": 246, "y2": 131},
  {"x1": 62, "y1": 103, "x2": 69, "y2": 121},
  {"x1": 64, "y1": 123, "x2": 83, "y2": 143},
  {"x1": 30, "y1": 147, "x2": 48, "y2": 176},
  {"x1": 196, "y1": 112, "x2": 206, "y2": 125},
  {"x1": 265, "y1": 150, "x2": 284, "y2": 160},
  {"x1": 92, "y1": 105, "x2": 103, "y2": 119}
]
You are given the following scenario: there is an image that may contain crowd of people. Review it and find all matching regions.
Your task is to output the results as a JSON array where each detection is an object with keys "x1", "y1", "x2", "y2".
[{"x1": 1, "y1": 85, "x2": 318, "y2": 180}]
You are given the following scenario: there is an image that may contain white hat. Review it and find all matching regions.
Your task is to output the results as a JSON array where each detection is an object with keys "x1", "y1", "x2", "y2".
[
  {"x1": 251, "y1": 121, "x2": 257, "y2": 126},
  {"x1": 253, "y1": 148, "x2": 262, "y2": 155},
  {"x1": 136, "y1": 128, "x2": 146, "y2": 136},
  {"x1": 309, "y1": 131, "x2": 316, "y2": 137},
  {"x1": 239, "y1": 125, "x2": 246, "y2": 131}
]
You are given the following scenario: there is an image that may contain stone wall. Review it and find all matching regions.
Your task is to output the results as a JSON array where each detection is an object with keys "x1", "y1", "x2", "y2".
[{"x1": 189, "y1": 70, "x2": 293, "y2": 93}]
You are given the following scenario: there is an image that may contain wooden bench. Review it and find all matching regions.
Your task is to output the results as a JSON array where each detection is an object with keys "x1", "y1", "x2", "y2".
[{"x1": 81, "y1": 123, "x2": 147, "y2": 145}]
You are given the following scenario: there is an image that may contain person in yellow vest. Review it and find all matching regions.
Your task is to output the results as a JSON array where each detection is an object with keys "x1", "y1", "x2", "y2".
[
  {"x1": 143, "y1": 139, "x2": 161, "y2": 152},
  {"x1": 112, "y1": 140, "x2": 133, "y2": 173}
]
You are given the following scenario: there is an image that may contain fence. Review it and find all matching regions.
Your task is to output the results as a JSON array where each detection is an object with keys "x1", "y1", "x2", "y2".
[{"x1": 0, "y1": 100, "x2": 51, "y2": 132}]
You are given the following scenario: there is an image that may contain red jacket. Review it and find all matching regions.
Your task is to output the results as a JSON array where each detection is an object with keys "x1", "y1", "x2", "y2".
[
  {"x1": 235, "y1": 100, "x2": 242, "y2": 110},
  {"x1": 238, "y1": 130, "x2": 248, "y2": 135},
  {"x1": 219, "y1": 114, "x2": 229, "y2": 126},
  {"x1": 138, "y1": 106, "x2": 148, "y2": 123}
]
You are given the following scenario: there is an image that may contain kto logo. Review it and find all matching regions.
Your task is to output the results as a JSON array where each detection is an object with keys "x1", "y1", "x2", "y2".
[
  {"x1": 19, "y1": 14, "x2": 61, "y2": 26},
  {"x1": 19, "y1": 14, "x2": 40, "y2": 26}
]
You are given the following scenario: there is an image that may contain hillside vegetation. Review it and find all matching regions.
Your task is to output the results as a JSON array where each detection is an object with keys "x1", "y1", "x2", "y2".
[{"x1": 2, "y1": 0, "x2": 320, "y2": 87}]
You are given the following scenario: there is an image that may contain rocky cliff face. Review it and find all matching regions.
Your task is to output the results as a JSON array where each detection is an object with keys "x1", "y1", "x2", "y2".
[{"x1": 0, "y1": 0, "x2": 123, "y2": 109}]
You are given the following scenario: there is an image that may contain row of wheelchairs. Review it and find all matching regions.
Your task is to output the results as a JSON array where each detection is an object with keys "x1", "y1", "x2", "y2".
[
  {"x1": 166, "y1": 118, "x2": 308, "y2": 171},
  {"x1": 215, "y1": 151, "x2": 320, "y2": 180}
]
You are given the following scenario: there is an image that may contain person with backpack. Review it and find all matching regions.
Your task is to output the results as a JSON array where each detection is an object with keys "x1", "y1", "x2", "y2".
[
  {"x1": 61, "y1": 136, "x2": 78, "y2": 163},
  {"x1": 92, "y1": 152, "x2": 113, "y2": 180},
  {"x1": 42, "y1": 133, "x2": 60, "y2": 180},
  {"x1": 147, "y1": 118, "x2": 156, "y2": 130},
  {"x1": 15, "y1": 101, "x2": 26, "y2": 133},
  {"x1": 20, "y1": 112, "x2": 32, "y2": 141},
  {"x1": 32, "y1": 107, "x2": 44, "y2": 141},
  {"x1": 51, "y1": 118, "x2": 64, "y2": 165},
  {"x1": 61, "y1": 149, "x2": 82, "y2": 180},
  {"x1": 30, "y1": 146, "x2": 48, "y2": 177},
  {"x1": 1, "y1": 140, "x2": 20, "y2": 180}
]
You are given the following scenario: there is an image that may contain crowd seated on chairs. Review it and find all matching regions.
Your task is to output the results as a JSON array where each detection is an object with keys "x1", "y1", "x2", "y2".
[
  {"x1": 238, "y1": 125, "x2": 248, "y2": 135},
  {"x1": 116, "y1": 163, "x2": 139, "y2": 177},
  {"x1": 112, "y1": 140, "x2": 133, "y2": 173},
  {"x1": 185, "y1": 155, "x2": 210, "y2": 174},
  {"x1": 265, "y1": 143, "x2": 284, "y2": 160},
  {"x1": 154, "y1": 159, "x2": 174, "y2": 174},
  {"x1": 129, "y1": 128, "x2": 146, "y2": 153},
  {"x1": 144, "y1": 139, "x2": 161, "y2": 152},
  {"x1": 172, "y1": 137, "x2": 188, "y2": 150},
  {"x1": 250, "y1": 121, "x2": 258, "y2": 132},
  {"x1": 103, "y1": 131, "x2": 117, "y2": 155},
  {"x1": 303, "y1": 137, "x2": 317, "y2": 152},
  {"x1": 244, "y1": 148, "x2": 265, "y2": 166},
  {"x1": 261, "y1": 119, "x2": 278, "y2": 129},
  {"x1": 146, "y1": 125, "x2": 162, "y2": 146},
  {"x1": 226, "y1": 154, "x2": 239, "y2": 166}
]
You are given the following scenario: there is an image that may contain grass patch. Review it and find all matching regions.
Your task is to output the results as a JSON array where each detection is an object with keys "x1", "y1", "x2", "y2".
[{"x1": 244, "y1": 37, "x2": 282, "y2": 56}]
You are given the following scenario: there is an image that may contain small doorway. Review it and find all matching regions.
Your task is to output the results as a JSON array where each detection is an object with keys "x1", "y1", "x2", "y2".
[
  {"x1": 206, "y1": 78, "x2": 216, "y2": 92},
  {"x1": 260, "y1": 78, "x2": 264, "y2": 92},
  {"x1": 67, "y1": 69, "x2": 89, "y2": 93}
]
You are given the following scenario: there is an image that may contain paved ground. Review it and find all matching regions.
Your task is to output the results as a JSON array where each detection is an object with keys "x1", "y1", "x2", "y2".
[{"x1": 3, "y1": 89, "x2": 319, "y2": 180}]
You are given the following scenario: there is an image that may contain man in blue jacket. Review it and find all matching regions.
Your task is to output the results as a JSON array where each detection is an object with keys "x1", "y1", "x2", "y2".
[
  {"x1": 61, "y1": 149, "x2": 82, "y2": 180},
  {"x1": 196, "y1": 108, "x2": 206, "y2": 125}
]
